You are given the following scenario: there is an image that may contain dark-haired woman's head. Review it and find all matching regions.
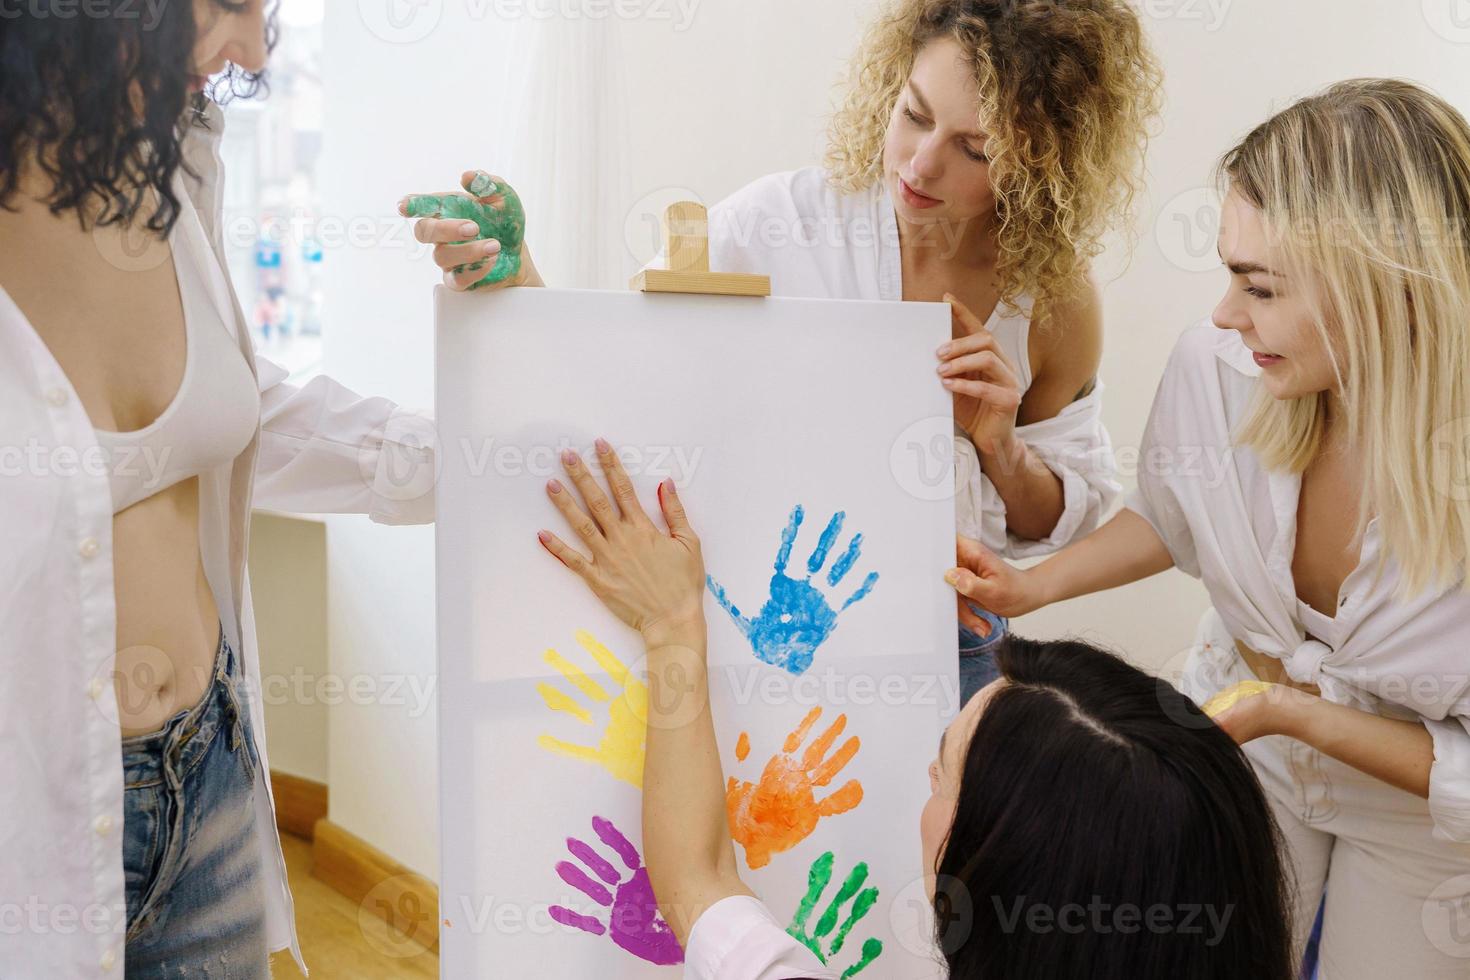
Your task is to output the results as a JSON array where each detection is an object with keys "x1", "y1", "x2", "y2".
[
  {"x1": 0, "y1": 0, "x2": 273, "y2": 233},
  {"x1": 922, "y1": 636, "x2": 1295, "y2": 978}
]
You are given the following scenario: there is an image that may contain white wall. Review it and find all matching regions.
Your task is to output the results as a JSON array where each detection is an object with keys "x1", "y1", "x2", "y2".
[
  {"x1": 247, "y1": 512, "x2": 329, "y2": 783},
  {"x1": 314, "y1": 0, "x2": 1470, "y2": 874}
]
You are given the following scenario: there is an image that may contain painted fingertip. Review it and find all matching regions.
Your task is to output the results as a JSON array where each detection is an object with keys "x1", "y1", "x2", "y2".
[{"x1": 468, "y1": 171, "x2": 497, "y2": 197}]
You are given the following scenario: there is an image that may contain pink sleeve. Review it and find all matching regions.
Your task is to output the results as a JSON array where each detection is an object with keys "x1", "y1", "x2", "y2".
[{"x1": 684, "y1": 895, "x2": 837, "y2": 980}]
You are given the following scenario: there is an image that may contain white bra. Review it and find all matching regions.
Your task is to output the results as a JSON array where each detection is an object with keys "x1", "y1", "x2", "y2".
[{"x1": 93, "y1": 192, "x2": 259, "y2": 513}]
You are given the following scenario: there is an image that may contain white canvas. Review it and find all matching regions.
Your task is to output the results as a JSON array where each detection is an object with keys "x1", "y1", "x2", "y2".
[{"x1": 435, "y1": 286, "x2": 958, "y2": 978}]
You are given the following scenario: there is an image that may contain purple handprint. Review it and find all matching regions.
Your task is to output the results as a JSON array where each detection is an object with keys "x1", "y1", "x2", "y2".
[{"x1": 548, "y1": 815, "x2": 684, "y2": 966}]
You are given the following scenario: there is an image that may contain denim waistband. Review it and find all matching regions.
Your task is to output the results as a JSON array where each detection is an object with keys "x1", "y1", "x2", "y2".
[{"x1": 121, "y1": 622, "x2": 247, "y2": 791}]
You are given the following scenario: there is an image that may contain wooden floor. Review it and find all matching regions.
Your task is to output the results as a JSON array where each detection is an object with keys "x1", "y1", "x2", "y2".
[{"x1": 269, "y1": 833, "x2": 438, "y2": 979}]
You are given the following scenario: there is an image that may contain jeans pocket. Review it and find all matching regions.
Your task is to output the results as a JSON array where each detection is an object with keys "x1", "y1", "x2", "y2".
[
  {"x1": 122, "y1": 784, "x2": 168, "y2": 939},
  {"x1": 234, "y1": 699, "x2": 261, "y2": 790}
]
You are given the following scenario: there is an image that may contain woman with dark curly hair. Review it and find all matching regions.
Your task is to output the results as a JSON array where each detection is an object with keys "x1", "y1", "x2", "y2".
[
  {"x1": 0, "y1": 3, "x2": 441, "y2": 976},
  {"x1": 414, "y1": 0, "x2": 1165, "y2": 703},
  {"x1": 525, "y1": 445, "x2": 1296, "y2": 978}
]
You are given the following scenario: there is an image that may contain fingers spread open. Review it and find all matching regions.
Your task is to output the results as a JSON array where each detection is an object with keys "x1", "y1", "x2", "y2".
[
  {"x1": 594, "y1": 439, "x2": 652, "y2": 528},
  {"x1": 560, "y1": 451, "x2": 620, "y2": 537},
  {"x1": 657, "y1": 480, "x2": 695, "y2": 542},
  {"x1": 538, "y1": 528, "x2": 593, "y2": 575},
  {"x1": 545, "y1": 480, "x2": 606, "y2": 555}
]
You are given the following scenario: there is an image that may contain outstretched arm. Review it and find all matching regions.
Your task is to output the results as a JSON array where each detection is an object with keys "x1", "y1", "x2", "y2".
[
  {"x1": 537, "y1": 442, "x2": 752, "y2": 944},
  {"x1": 1209, "y1": 683, "x2": 1434, "y2": 798}
]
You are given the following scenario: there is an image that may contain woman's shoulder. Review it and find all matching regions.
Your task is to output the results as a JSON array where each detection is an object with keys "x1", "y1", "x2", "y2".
[
  {"x1": 1165, "y1": 318, "x2": 1258, "y2": 382},
  {"x1": 1149, "y1": 319, "x2": 1262, "y2": 432}
]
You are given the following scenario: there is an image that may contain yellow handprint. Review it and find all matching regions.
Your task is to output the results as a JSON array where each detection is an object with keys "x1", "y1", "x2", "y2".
[{"x1": 535, "y1": 630, "x2": 647, "y2": 789}]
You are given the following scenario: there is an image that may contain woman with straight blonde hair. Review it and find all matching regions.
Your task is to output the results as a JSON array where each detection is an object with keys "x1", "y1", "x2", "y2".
[
  {"x1": 410, "y1": 0, "x2": 1164, "y2": 702},
  {"x1": 948, "y1": 77, "x2": 1470, "y2": 976}
]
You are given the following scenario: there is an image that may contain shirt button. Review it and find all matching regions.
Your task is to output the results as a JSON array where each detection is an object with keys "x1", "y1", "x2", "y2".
[
  {"x1": 94, "y1": 814, "x2": 113, "y2": 836},
  {"x1": 46, "y1": 386, "x2": 68, "y2": 407},
  {"x1": 99, "y1": 948, "x2": 116, "y2": 971},
  {"x1": 86, "y1": 678, "x2": 104, "y2": 700},
  {"x1": 79, "y1": 537, "x2": 99, "y2": 559}
]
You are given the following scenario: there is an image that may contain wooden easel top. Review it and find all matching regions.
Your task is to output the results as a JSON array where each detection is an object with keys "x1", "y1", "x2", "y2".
[{"x1": 628, "y1": 201, "x2": 771, "y2": 297}]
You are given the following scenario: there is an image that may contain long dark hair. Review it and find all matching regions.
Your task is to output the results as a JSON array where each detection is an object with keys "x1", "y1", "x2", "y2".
[
  {"x1": 0, "y1": 0, "x2": 276, "y2": 235},
  {"x1": 935, "y1": 636, "x2": 1295, "y2": 979}
]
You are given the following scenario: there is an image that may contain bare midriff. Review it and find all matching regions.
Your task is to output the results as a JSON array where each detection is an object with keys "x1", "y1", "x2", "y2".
[
  {"x1": 111, "y1": 479, "x2": 222, "y2": 737},
  {"x1": 0, "y1": 175, "x2": 224, "y2": 740}
]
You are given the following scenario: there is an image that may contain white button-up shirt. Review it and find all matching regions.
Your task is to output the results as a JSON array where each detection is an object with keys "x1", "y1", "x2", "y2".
[
  {"x1": 0, "y1": 101, "x2": 438, "y2": 975},
  {"x1": 698, "y1": 166, "x2": 1121, "y2": 557},
  {"x1": 1128, "y1": 319, "x2": 1470, "y2": 842},
  {"x1": 684, "y1": 895, "x2": 836, "y2": 979}
]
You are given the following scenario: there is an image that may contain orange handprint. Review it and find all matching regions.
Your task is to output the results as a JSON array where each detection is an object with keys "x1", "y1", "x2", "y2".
[{"x1": 725, "y1": 707, "x2": 864, "y2": 870}]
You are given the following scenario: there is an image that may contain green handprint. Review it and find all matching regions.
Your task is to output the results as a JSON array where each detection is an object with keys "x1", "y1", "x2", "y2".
[
  {"x1": 786, "y1": 851, "x2": 884, "y2": 978},
  {"x1": 403, "y1": 170, "x2": 526, "y2": 288}
]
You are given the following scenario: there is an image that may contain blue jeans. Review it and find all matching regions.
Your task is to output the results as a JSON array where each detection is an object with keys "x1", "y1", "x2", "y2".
[
  {"x1": 958, "y1": 605, "x2": 1009, "y2": 704},
  {"x1": 121, "y1": 623, "x2": 268, "y2": 978}
]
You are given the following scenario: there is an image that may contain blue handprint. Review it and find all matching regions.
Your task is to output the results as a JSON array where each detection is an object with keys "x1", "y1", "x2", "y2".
[{"x1": 706, "y1": 505, "x2": 879, "y2": 675}]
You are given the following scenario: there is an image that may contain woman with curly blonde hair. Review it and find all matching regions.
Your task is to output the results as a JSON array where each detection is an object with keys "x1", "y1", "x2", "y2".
[{"x1": 417, "y1": 0, "x2": 1165, "y2": 701}]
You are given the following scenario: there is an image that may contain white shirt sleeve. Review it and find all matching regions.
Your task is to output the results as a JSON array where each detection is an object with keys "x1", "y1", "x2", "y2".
[
  {"x1": 684, "y1": 896, "x2": 838, "y2": 980},
  {"x1": 1425, "y1": 715, "x2": 1470, "y2": 843},
  {"x1": 1118, "y1": 331, "x2": 1211, "y2": 578},
  {"x1": 252, "y1": 355, "x2": 438, "y2": 525},
  {"x1": 955, "y1": 382, "x2": 1122, "y2": 559}
]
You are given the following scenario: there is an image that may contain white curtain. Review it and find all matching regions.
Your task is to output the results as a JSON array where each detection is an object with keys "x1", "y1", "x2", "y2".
[{"x1": 502, "y1": 7, "x2": 634, "y2": 290}]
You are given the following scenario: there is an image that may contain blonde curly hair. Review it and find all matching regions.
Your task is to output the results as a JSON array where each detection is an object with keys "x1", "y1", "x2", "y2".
[{"x1": 825, "y1": 0, "x2": 1163, "y2": 318}]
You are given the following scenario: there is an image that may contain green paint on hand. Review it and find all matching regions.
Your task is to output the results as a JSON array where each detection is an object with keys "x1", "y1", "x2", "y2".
[
  {"x1": 467, "y1": 170, "x2": 498, "y2": 197},
  {"x1": 403, "y1": 178, "x2": 527, "y2": 288},
  {"x1": 786, "y1": 851, "x2": 884, "y2": 977}
]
